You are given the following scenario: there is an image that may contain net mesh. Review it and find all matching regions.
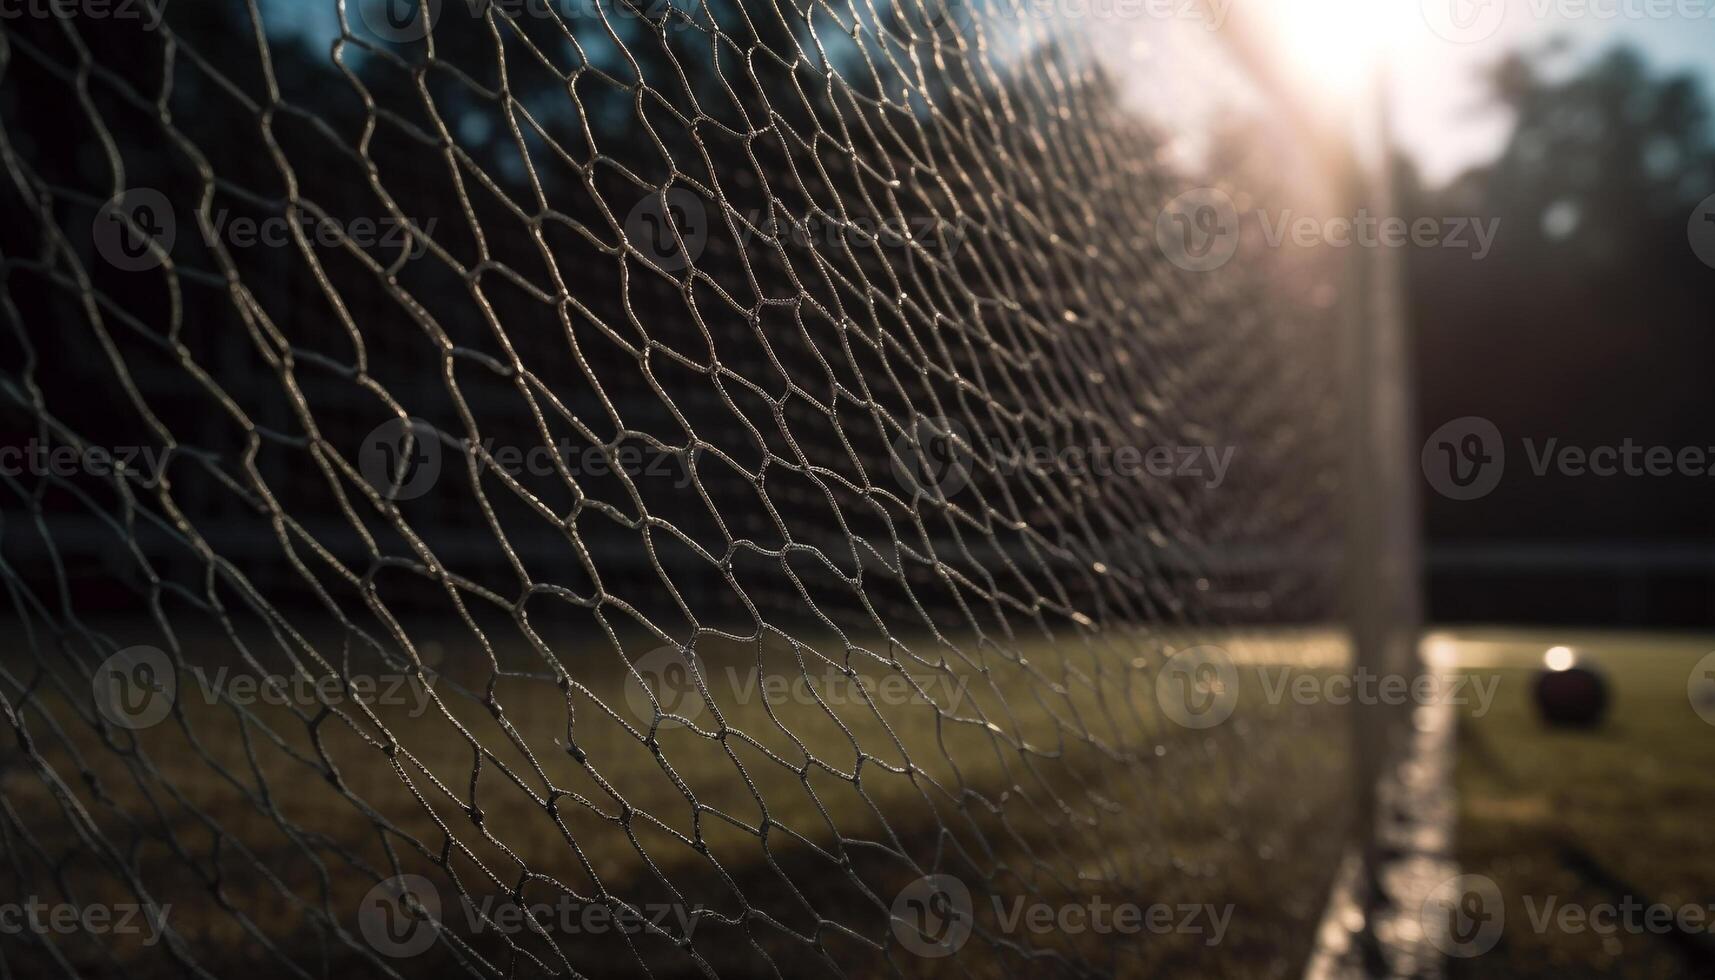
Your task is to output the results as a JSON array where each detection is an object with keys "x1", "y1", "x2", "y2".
[{"x1": 0, "y1": 1, "x2": 1357, "y2": 976}]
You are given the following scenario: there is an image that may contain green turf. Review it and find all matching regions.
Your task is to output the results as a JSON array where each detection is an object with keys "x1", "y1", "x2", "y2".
[
  {"x1": 1442, "y1": 628, "x2": 1715, "y2": 979},
  {"x1": 3, "y1": 619, "x2": 1354, "y2": 978},
  {"x1": 22, "y1": 621, "x2": 1711, "y2": 977}
]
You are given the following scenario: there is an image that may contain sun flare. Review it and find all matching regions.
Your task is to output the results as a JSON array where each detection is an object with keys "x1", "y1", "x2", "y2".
[{"x1": 1265, "y1": 0, "x2": 1425, "y2": 101}]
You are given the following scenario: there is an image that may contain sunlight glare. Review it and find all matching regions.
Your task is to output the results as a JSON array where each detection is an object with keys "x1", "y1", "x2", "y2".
[{"x1": 1267, "y1": 0, "x2": 1421, "y2": 102}]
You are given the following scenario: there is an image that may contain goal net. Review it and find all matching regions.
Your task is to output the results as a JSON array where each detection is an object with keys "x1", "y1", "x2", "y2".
[{"x1": 0, "y1": 1, "x2": 1399, "y2": 976}]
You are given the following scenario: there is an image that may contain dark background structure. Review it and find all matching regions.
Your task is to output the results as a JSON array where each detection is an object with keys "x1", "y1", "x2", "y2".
[{"x1": 1407, "y1": 40, "x2": 1715, "y2": 628}]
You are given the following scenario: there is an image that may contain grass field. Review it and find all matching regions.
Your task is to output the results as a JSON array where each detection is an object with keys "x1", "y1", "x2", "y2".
[
  {"x1": 1, "y1": 616, "x2": 1355, "y2": 978},
  {"x1": 1442, "y1": 628, "x2": 1715, "y2": 979},
  {"x1": 21, "y1": 618, "x2": 1713, "y2": 978}
]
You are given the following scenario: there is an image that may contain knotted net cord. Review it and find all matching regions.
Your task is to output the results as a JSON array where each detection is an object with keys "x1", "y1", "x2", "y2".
[{"x1": 0, "y1": 1, "x2": 1353, "y2": 976}]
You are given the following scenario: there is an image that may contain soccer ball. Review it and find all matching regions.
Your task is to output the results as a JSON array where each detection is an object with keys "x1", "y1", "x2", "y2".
[{"x1": 1533, "y1": 647, "x2": 1609, "y2": 728}]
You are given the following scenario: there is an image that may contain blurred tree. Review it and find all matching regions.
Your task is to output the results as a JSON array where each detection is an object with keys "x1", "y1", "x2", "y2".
[{"x1": 1406, "y1": 41, "x2": 1715, "y2": 625}]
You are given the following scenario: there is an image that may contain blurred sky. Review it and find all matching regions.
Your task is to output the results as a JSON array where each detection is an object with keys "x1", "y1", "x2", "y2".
[
  {"x1": 260, "y1": 1, "x2": 1715, "y2": 188},
  {"x1": 1389, "y1": 5, "x2": 1715, "y2": 184}
]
